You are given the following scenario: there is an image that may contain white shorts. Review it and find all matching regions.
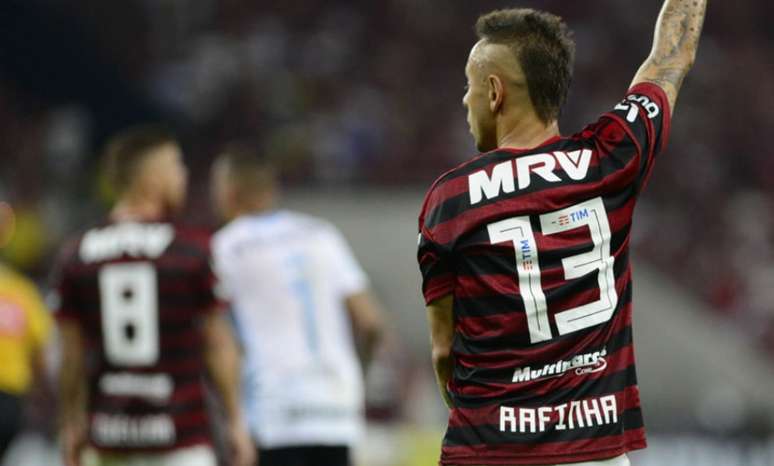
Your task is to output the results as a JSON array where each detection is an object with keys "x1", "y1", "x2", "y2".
[{"x1": 82, "y1": 444, "x2": 217, "y2": 466}]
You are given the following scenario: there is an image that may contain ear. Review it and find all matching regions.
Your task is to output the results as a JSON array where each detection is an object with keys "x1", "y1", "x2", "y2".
[{"x1": 488, "y1": 75, "x2": 505, "y2": 113}]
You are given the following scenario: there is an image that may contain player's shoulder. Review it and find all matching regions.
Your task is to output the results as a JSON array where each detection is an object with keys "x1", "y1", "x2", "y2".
[
  {"x1": 55, "y1": 218, "x2": 109, "y2": 267},
  {"x1": 283, "y1": 210, "x2": 336, "y2": 233},
  {"x1": 217, "y1": 210, "x2": 334, "y2": 242},
  {"x1": 421, "y1": 151, "x2": 496, "y2": 216},
  {"x1": 420, "y1": 141, "x2": 571, "y2": 223},
  {"x1": 66, "y1": 219, "x2": 211, "y2": 266},
  {"x1": 170, "y1": 222, "x2": 212, "y2": 250}
]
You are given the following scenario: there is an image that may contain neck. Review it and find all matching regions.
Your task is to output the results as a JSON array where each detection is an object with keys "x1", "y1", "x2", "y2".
[
  {"x1": 111, "y1": 194, "x2": 166, "y2": 223},
  {"x1": 232, "y1": 197, "x2": 274, "y2": 220},
  {"x1": 497, "y1": 115, "x2": 560, "y2": 150}
]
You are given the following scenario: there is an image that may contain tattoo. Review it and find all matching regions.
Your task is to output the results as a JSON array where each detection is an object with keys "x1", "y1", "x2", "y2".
[{"x1": 634, "y1": 0, "x2": 708, "y2": 108}]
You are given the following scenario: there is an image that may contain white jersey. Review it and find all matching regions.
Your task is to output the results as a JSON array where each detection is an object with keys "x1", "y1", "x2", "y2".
[{"x1": 212, "y1": 210, "x2": 368, "y2": 449}]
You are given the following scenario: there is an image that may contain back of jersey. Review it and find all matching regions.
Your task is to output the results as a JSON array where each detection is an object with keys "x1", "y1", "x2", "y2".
[
  {"x1": 213, "y1": 210, "x2": 368, "y2": 449},
  {"x1": 418, "y1": 84, "x2": 670, "y2": 465},
  {"x1": 54, "y1": 221, "x2": 222, "y2": 452}
]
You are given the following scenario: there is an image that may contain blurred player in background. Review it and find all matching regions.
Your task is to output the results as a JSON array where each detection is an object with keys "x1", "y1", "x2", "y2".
[
  {"x1": 419, "y1": 1, "x2": 706, "y2": 465},
  {"x1": 0, "y1": 202, "x2": 52, "y2": 462},
  {"x1": 52, "y1": 127, "x2": 254, "y2": 466},
  {"x1": 211, "y1": 147, "x2": 385, "y2": 466}
]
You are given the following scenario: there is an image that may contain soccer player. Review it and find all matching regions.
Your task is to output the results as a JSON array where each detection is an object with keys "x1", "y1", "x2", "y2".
[
  {"x1": 0, "y1": 204, "x2": 52, "y2": 462},
  {"x1": 418, "y1": 2, "x2": 706, "y2": 465},
  {"x1": 53, "y1": 126, "x2": 254, "y2": 466},
  {"x1": 210, "y1": 147, "x2": 385, "y2": 466}
]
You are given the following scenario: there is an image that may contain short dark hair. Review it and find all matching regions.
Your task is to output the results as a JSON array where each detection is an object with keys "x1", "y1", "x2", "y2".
[
  {"x1": 476, "y1": 8, "x2": 575, "y2": 123},
  {"x1": 216, "y1": 144, "x2": 276, "y2": 195},
  {"x1": 103, "y1": 125, "x2": 177, "y2": 194}
]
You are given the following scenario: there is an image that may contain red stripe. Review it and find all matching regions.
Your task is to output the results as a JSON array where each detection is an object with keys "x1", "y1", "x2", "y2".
[
  {"x1": 456, "y1": 299, "x2": 632, "y2": 370},
  {"x1": 428, "y1": 181, "x2": 600, "y2": 246},
  {"x1": 172, "y1": 381, "x2": 206, "y2": 404},
  {"x1": 422, "y1": 142, "x2": 631, "y2": 218},
  {"x1": 440, "y1": 433, "x2": 645, "y2": 465},
  {"x1": 423, "y1": 274, "x2": 455, "y2": 304},
  {"x1": 544, "y1": 268, "x2": 631, "y2": 315},
  {"x1": 453, "y1": 344, "x2": 636, "y2": 401},
  {"x1": 455, "y1": 272, "x2": 631, "y2": 351},
  {"x1": 174, "y1": 410, "x2": 209, "y2": 428}
]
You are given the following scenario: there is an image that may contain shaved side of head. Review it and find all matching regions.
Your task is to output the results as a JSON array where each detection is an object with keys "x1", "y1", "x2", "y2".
[
  {"x1": 475, "y1": 8, "x2": 575, "y2": 123},
  {"x1": 468, "y1": 40, "x2": 526, "y2": 86}
]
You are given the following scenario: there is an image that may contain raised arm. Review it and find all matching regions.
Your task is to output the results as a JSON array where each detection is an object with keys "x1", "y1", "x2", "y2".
[{"x1": 632, "y1": 0, "x2": 708, "y2": 111}]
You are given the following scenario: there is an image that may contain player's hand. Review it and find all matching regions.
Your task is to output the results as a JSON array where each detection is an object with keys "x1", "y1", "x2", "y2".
[
  {"x1": 228, "y1": 420, "x2": 256, "y2": 466},
  {"x1": 60, "y1": 423, "x2": 86, "y2": 466}
]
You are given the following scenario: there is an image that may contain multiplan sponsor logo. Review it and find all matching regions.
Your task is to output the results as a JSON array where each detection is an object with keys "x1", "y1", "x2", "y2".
[
  {"x1": 512, "y1": 348, "x2": 608, "y2": 383},
  {"x1": 468, "y1": 149, "x2": 593, "y2": 205}
]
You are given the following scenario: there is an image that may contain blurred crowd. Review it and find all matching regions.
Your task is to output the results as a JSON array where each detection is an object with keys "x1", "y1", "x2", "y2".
[{"x1": 1, "y1": 1, "x2": 774, "y2": 360}]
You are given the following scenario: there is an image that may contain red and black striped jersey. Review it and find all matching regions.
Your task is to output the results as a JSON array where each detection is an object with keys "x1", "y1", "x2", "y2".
[
  {"x1": 418, "y1": 83, "x2": 670, "y2": 465},
  {"x1": 53, "y1": 220, "x2": 224, "y2": 452}
]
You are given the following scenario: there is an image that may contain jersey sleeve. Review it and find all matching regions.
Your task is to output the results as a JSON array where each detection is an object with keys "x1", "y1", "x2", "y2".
[
  {"x1": 325, "y1": 226, "x2": 369, "y2": 298},
  {"x1": 191, "y1": 234, "x2": 228, "y2": 315},
  {"x1": 586, "y1": 82, "x2": 672, "y2": 190},
  {"x1": 417, "y1": 187, "x2": 456, "y2": 306},
  {"x1": 50, "y1": 238, "x2": 83, "y2": 322},
  {"x1": 210, "y1": 236, "x2": 234, "y2": 304}
]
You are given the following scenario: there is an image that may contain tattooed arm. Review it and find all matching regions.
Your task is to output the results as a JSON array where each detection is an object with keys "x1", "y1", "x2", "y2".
[{"x1": 632, "y1": 0, "x2": 708, "y2": 111}]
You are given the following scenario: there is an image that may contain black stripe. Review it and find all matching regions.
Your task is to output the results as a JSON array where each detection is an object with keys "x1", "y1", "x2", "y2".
[
  {"x1": 622, "y1": 406, "x2": 645, "y2": 431},
  {"x1": 451, "y1": 200, "x2": 634, "y2": 271},
  {"x1": 444, "y1": 405, "x2": 643, "y2": 447},
  {"x1": 427, "y1": 174, "x2": 601, "y2": 231},
  {"x1": 453, "y1": 280, "x2": 633, "y2": 355},
  {"x1": 90, "y1": 397, "x2": 207, "y2": 417},
  {"x1": 426, "y1": 143, "x2": 641, "y2": 232},
  {"x1": 454, "y1": 294, "x2": 524, "y2": 319},
  {"x1": 166, "y1": 241, "x2": 209, "y2": 262},
  {"x1": 454, "y1": 324, "x2": 633, "y2": 384},
  {"x1": 451, "y1": 364, "x2": 639, "y2": 410}
]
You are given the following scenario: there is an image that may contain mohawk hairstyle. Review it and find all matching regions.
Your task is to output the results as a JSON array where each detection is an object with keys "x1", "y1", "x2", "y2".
[{"x1": 475, "y1": 8, "x2": 576, "y2": 123}]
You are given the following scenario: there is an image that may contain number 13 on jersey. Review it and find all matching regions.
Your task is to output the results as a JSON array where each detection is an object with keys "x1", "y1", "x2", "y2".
[{"x1": 488, "y1": 197, "x2": 618, "y2": 344}]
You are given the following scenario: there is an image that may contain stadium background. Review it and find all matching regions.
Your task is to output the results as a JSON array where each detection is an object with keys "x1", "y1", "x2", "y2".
[{"x1": 1, "y1": 0, "x2": 774, "y2": 464}]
